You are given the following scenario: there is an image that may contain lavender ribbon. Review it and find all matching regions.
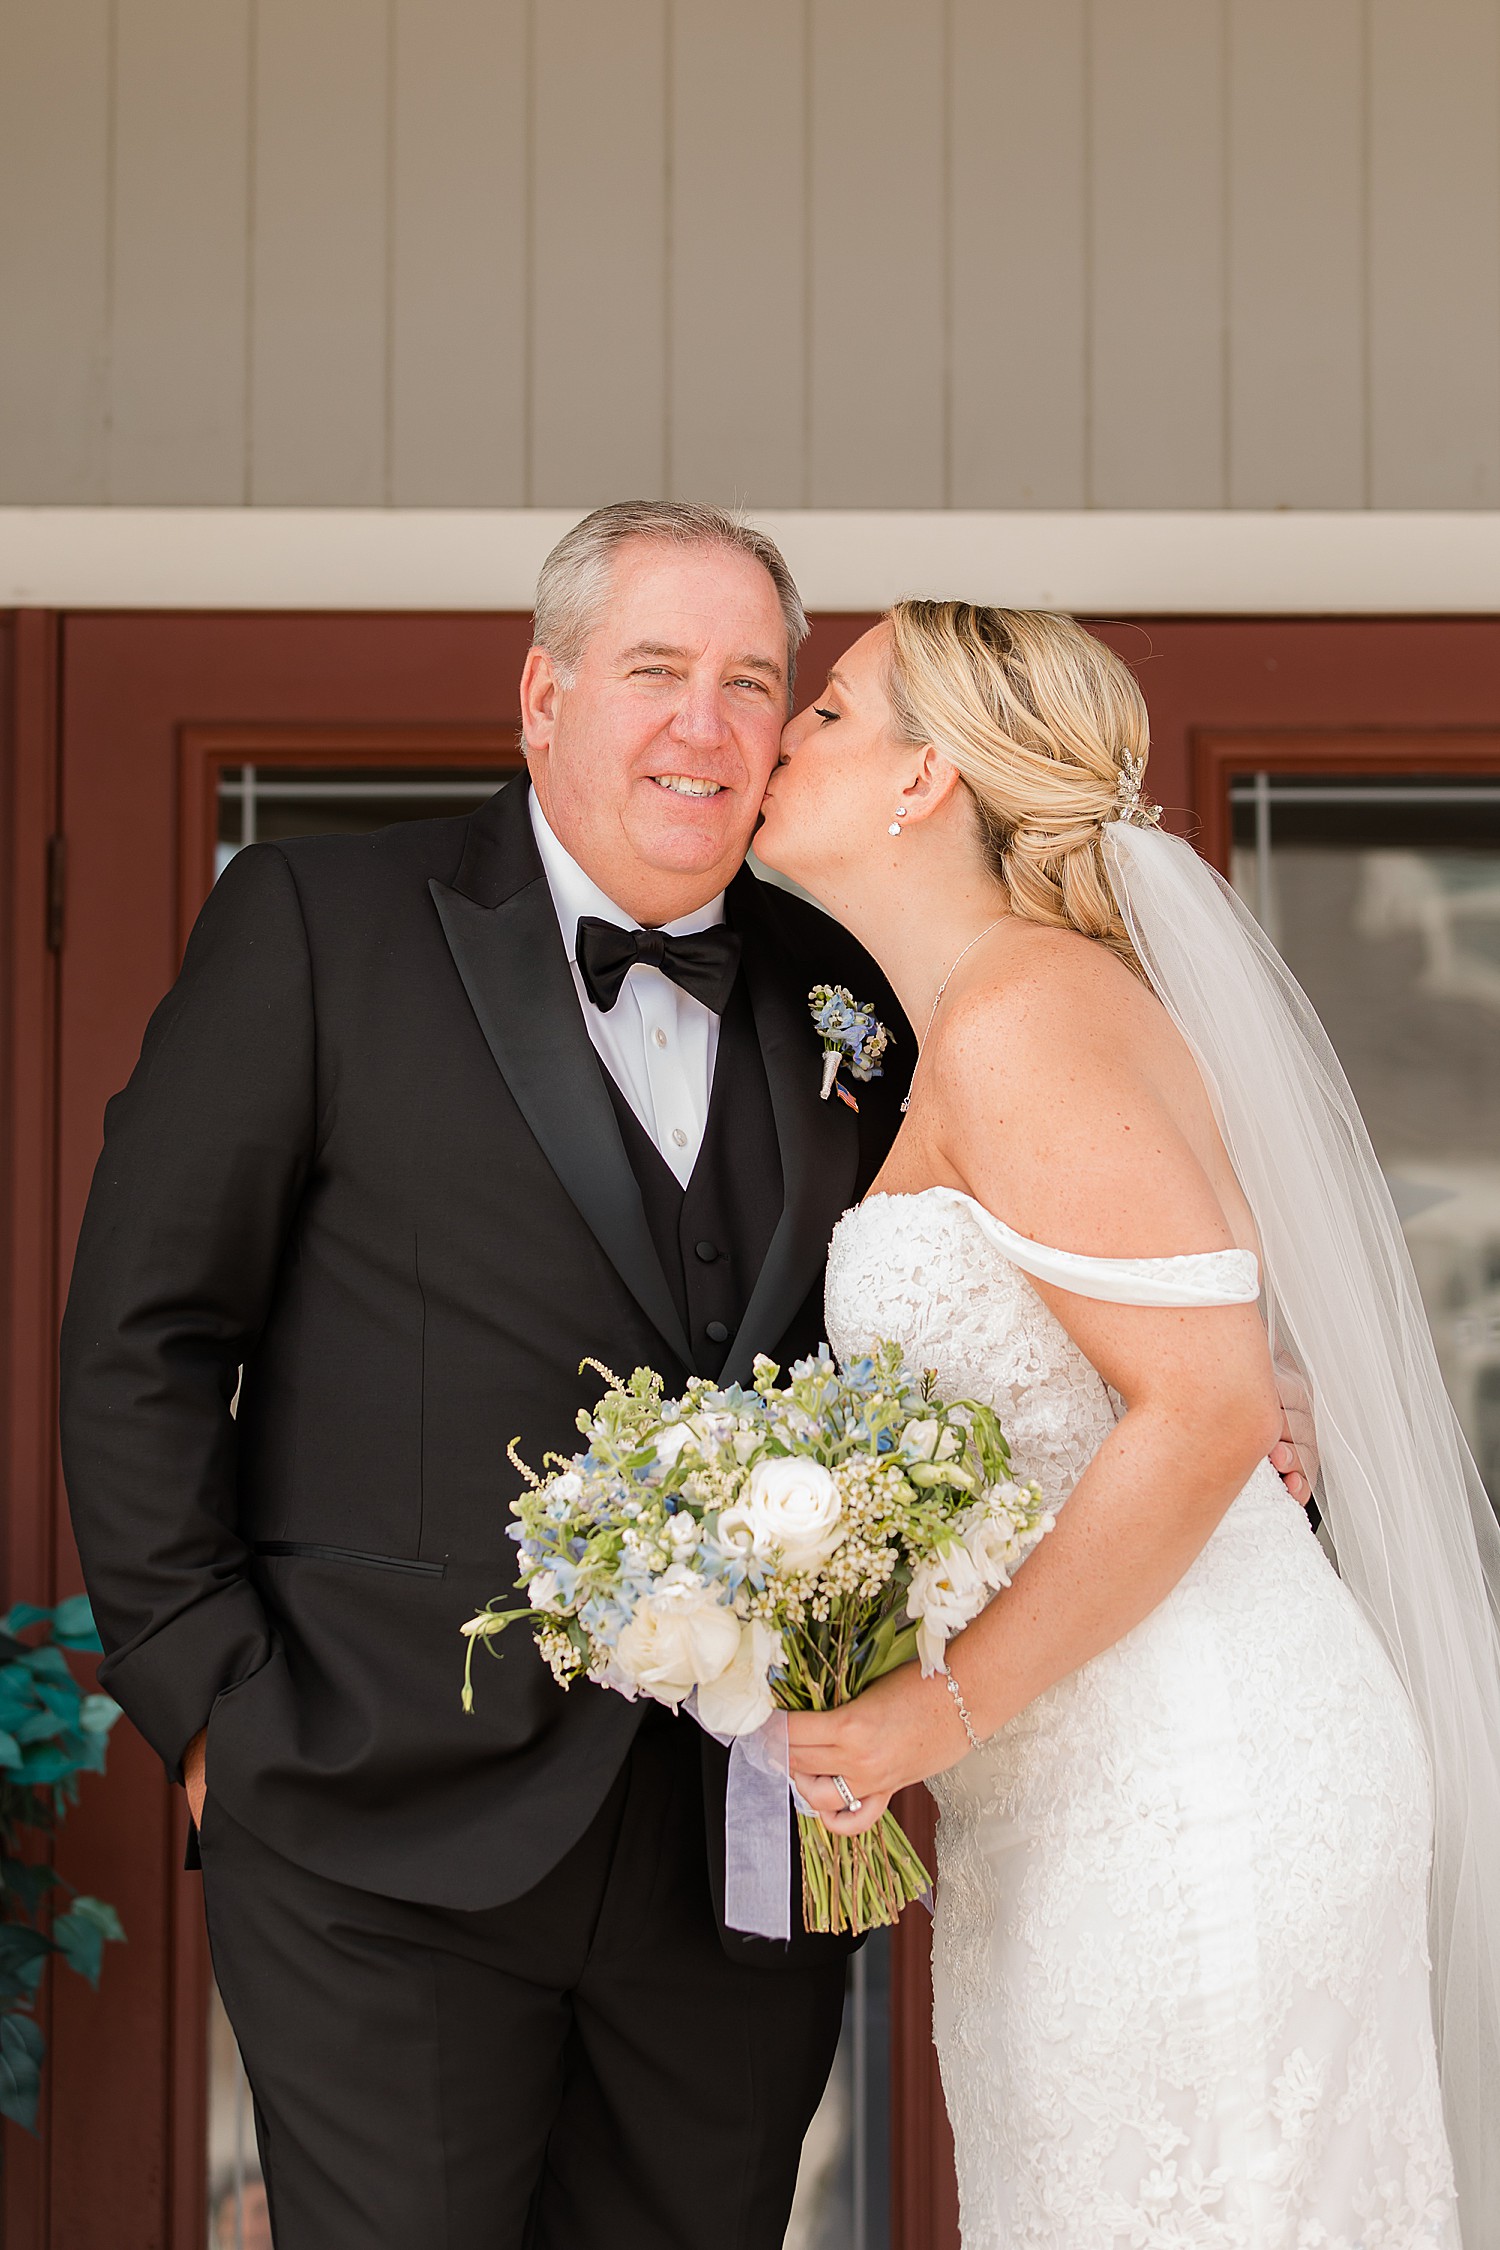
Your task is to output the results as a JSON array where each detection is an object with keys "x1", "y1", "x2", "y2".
[{"x1": 687, "y1": 1697, "x2": 813, "y2": 1941}]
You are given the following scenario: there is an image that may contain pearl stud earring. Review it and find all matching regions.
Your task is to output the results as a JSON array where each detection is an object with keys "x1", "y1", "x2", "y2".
[{"x1": 888, "y1": 807, "x2": 908, "y2": 838}]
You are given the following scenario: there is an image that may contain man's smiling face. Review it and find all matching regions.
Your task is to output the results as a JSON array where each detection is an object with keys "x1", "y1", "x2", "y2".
[{"x1": 519, "y1": 537, "x2": 790, "y2": 924}]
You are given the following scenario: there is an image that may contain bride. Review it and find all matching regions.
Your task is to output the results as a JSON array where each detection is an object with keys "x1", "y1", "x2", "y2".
[{"x1": 756, "y1": 604, "x2": 1500, "y2": 2247}]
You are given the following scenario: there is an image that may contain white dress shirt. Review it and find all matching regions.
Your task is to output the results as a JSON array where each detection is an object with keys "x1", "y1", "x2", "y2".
[{"x1": 529, "y1": 793, "x2": 725, "y2": 1188}]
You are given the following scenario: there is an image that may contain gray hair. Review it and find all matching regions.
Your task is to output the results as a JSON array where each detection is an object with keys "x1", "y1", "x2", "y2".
[{"x1": 531, "y1": 500, "x2": 808, "y2": 704}]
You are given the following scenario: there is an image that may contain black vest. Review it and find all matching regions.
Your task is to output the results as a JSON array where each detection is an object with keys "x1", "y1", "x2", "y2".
[{"x1": 601, "y1": 976, "x2": 782, "y2": 1383}]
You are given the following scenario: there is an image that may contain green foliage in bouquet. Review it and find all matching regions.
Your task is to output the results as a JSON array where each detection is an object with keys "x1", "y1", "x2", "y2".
[
  {"x1": 0, "y1": 1596, "x2": 124, "y2": 2133},
  {"x1": 463, "y1": 1344, "x2": 1052, "y2": 1935}
]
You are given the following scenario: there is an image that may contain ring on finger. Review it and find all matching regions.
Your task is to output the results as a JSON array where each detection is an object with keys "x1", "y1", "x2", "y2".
[{"x1": 832, "y1": 1773, "x2": 862, "y2": 1814}]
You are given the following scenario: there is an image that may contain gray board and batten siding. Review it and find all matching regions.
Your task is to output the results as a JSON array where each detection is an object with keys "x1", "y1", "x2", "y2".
[{"x1": 0, "y1": 0, "x2": 1498, "y2": 514}]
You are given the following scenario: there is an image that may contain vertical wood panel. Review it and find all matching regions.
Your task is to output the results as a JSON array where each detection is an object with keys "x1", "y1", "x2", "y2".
[
  {"x1": 249, "y1": 0, "x2": 390, "y2": 504},
  {"x1": 0, "y1": 3, "x2": 111, "y2": 502},
  {"x1": 669, "y1": 0, "x2": 805, "y2": 507},
  {"x1": 808, "y1": 0, "x2": 946, "y2": 508},
  {"x1": 531, "y1": 0, "x2": 667, "y2": 505},
  {"x1": 1089, "y1": 0, "x2": 1227, "y2": 508},
  {"x1": 109, "y1": 1, "x2": 251, "y2": 503},
  {"x1": 949, "y1": 0, "x2": 1087, "y2": 508},
  {"x1": 1228, "y1": 0, "x2": 1364, "y2": 507},
  {"x1": 1369, "y1": 0, "x2": 1500, "y2": 507},
  {"x1": 391, "y1": 0, "x2": 528, "y2": 506}
]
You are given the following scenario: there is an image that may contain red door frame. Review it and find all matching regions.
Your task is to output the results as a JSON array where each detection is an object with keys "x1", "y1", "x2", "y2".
[
  {"x1": 1, "y1": 612, "x2": 63, "y2": 2249},
  {"x1": 5, "y1": 608, "x2": 1500, "y2": 2250}
]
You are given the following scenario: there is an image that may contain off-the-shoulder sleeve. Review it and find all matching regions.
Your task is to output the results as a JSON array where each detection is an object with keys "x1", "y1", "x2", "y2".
[{"x1": 933, "y1": 1188, "x2": 1261, "y2": 1308}]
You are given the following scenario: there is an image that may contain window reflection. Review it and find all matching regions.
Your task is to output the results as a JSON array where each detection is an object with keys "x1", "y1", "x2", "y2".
[
  {"x1": 788, "y1": 1937, "x2": 892, "y2": 2250},
  {"x1": 216, "y1": 764, "x2": 509, "y2": 877},
  {"x1": 1231, "y1": 775, "x2": 1500, "y2": 1510}
]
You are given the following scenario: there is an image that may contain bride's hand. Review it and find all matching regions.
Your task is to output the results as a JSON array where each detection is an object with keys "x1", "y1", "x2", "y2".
[{"x1": 785, "y1": 1662, "x2": 970, "y2": 1836}]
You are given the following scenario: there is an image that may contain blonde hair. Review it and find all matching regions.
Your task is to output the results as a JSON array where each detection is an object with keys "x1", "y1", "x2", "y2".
[{"x1": 886, "y1": 602, "x2": 1157, "y2": 980}]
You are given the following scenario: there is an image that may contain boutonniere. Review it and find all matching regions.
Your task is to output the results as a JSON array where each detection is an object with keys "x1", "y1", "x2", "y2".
[{"x1": 808, "y1": 985, "x2": 894, "y2": 1112}]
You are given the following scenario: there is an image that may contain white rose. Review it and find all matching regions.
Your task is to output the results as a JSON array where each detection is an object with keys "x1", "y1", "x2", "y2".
[
  {"x1": 907, "y1": 1543, "x2": 990, "y2": 1674},
  {"x1": 666, "y1": 1512, "x2": 700, "y2": 1553},
  {"x1": 653, "y1": 1422, "x2": 698, "y2": 1470},
  {"x1": 611, "y1": 1570, "x2": 741, "y2": 1705},
  {"x1": 549, "y1": 1471, "x2": 583, "y2": 1501},
  {"x1": 526, "y1": 1567, "x2": 564, "y2": 1612},
  {"x1": 695, "y1": 1620, "x2": 783, "y2": 1737},
  {"x1": 719, "y1": 1456, "x2": 845, "y2": 1572}
]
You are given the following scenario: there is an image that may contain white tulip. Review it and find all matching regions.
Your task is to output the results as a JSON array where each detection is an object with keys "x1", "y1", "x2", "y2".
[
  {"x1": 695, "y1": 1620, "x2": 783, "y2": 1737},
  {"x1": 718, "y1": 1456, "x2": 845, "y2": 1572}
]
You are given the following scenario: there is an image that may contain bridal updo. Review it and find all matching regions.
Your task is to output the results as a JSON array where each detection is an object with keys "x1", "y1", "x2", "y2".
[{"x1": 885, "y1": 602, "x2": 1156, "y2": 981}]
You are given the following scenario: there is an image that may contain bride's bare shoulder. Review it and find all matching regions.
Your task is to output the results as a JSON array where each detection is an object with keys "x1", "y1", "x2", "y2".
[
  {"x1": 925, "y1": 922, "x2": 1232, "y2": 1252},
  {"x1": 933, "y1": 921, "x2": 1165, "y2": 1096}
]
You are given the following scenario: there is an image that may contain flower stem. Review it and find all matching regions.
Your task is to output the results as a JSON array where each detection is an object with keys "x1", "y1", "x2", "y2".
[{"x1": 796, "y1": 1810, "x2": 932, "y2": 1935}]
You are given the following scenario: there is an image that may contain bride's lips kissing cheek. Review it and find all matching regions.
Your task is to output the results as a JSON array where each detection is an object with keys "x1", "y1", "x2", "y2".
[{"x1": 756, "y1": 622, "x2": 908, "y2": 907}]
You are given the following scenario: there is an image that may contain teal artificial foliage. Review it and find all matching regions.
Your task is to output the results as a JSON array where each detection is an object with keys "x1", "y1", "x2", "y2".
[{"x1": 0, "y1": 1600, "x2": 123, "y2": 2133}]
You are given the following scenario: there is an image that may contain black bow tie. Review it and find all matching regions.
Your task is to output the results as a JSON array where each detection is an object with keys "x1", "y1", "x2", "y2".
[{"x1": 575, "y1": 916, "x2": 742, "y2": 1016}]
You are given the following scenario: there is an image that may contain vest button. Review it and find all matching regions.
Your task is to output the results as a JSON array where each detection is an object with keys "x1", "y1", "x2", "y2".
[
  {"x1": 705, "y1": 1320, "x2": 730, "y2": 1345},
  {"x1": 694, "y1": 1240, "x2": 720, "y2": 1263}
]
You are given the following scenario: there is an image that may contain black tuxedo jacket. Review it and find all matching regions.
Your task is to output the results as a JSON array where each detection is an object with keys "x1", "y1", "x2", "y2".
[{"x1": 61, "y1": 777, "x2": 905, "y2": 1931}]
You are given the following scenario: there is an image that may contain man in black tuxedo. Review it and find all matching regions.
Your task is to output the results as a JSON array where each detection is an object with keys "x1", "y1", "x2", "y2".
[{"x1": 60, "y1": 503, "x2": 906, "y2": 2248}]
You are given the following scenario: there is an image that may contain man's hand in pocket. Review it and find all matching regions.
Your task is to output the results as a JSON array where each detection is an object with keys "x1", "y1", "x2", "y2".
[{"x1": 184, "y1": 1726, "x2": 207, "y2": 1828}]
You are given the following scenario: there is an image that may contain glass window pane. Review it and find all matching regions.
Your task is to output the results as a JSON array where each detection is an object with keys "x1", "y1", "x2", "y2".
[
  {"x1": 215, "y1": 764, "x2": 511, "y2": 878},
  {"x1": 1230, "y1": 774, "x2": 1500, "y2": 1507},
  {"x1": 788, "y1": 1935, "x2": 892, "y2": 2249},
  {"x1": 208, "y1": 1986, "x2": 270, "y2": 2247}
]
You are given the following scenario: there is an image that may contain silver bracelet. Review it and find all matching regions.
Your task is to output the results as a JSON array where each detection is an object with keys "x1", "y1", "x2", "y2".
[{"x1": 943, "y1": 1665, "x2": 984, "y2": 1752}]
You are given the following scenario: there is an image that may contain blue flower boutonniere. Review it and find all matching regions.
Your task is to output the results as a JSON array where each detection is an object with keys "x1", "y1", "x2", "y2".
[{"x1": 808, "y1": 984, "x2": 894, "y2": 1113}]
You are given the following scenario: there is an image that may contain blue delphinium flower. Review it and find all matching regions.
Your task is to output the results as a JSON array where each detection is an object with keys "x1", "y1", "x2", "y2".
[{"x1": 807, "y1": 984, "x2": 893, "y2": 1111}]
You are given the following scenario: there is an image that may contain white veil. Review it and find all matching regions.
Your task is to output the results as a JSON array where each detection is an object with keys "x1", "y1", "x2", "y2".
[{"x1": 1103, "y1": 819, "x2": 1500, "y2": 2246}]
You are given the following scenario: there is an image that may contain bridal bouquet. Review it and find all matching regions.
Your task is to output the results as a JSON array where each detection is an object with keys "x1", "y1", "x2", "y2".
[{"x1": 461, "y1": 1344, "x2": 1052, "y2": 1935}]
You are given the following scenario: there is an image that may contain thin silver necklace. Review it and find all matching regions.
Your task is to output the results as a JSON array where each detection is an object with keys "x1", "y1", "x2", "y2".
[{"x1": 900, "y1": 918, "x2": 1007, "y2": 1115}]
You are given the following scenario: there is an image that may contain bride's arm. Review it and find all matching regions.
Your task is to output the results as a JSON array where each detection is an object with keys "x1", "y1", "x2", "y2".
[{"x1": 787, "y1": 939, "x2": 1284, "y2": 1831}]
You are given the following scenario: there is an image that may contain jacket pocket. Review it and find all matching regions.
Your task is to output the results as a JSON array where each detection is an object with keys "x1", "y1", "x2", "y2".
[{"x1": 252, "y1": 1540, "x2": 445, "y2": 1579}]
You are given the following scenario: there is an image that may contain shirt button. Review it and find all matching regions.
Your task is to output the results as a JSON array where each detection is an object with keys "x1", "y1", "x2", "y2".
[
  {"x1": 653, "y1": 1027, "x2": 668, "y2": 1048},
  {"x1": 695, "y1": 1240, "x2": 719, "y2": 1263},
  {"x1": 671, "y1": 1127, "x2": 688, "y2": 1149},
  {"x1": 705, "y1": 1320, "x2": 730, "y2": 1345}
]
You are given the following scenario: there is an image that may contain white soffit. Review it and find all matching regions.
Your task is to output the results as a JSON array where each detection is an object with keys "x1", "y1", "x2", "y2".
[{"x1": 0, "y1": 508, "x2": 1497, "y2": 614}]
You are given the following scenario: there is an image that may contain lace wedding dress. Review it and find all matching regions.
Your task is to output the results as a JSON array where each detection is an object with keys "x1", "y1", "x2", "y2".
[{"x1": 825, "y1": 1184, "x2": 1459, "y2": 2250}]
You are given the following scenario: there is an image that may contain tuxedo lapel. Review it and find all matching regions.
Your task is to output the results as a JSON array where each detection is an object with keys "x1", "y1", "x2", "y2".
[
  {"x1": 721, "y1": 877, "x2": 860, "y2": 1388},
  {"x1": 429, "y1": 782, "x2": 695, "y2": 1373}
]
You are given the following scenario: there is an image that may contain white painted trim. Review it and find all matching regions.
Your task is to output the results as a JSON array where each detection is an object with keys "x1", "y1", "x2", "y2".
[{"x1": 0, "y1": 507, "x2": 1497, "y2": 614}]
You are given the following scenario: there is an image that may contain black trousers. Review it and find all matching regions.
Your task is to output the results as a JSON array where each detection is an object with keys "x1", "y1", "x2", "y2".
[{"x1": 199, "y1": 1711, "x2": 847, "y2": 2250}]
